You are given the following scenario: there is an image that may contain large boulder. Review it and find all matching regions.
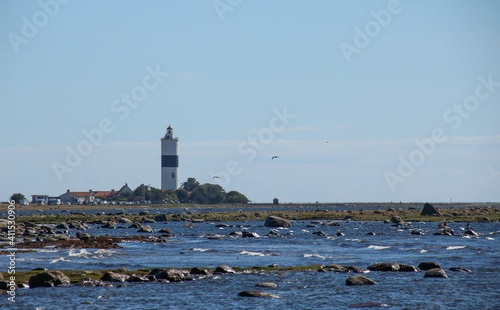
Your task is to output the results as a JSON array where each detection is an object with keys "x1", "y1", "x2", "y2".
[
  {"x1": 214, "y1": 265, "x2": 236, "y2": 274},
  {"x1": 29, "y1": 271, "x2": 70, "y2": 288},
  {"x1": 264, "y1": 216, "x2": 292, "y2": 228},
  {"x1": 148, "y1": 268, "x2": 185, "y2": 282},
  {"x1": 346, "y1": 275, "x2": 378, "y2": 285},
  {"x1": 421, "y1": 203, "x2": 442, "y2": 216},
  {"x1": 237, "y1": 290, "x2": 279, "y2": 298},
  {"x1": 154, "y1": 214, "x2": 168, "y2": 222},
  {"x1": 101, "y1": 271, "x2": 130, "y2": 282}
]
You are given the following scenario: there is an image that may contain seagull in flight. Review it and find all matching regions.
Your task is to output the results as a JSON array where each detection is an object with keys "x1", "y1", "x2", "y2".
[
  {"x1": 271, "y1": 156, "x2": 280, "y2": 160},
  {"x1": 213, "y1": 176, "x2": 220, "y2": 179}
]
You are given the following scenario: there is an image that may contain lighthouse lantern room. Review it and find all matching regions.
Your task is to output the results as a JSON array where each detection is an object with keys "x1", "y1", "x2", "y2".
[{"x1": 161, "y1": 125, "x2": 179, "y2": 191}]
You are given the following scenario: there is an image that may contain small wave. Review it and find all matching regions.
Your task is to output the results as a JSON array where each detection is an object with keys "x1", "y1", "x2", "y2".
[
  {"x1": 240, "y1": 250, "x2": 268, "y2": 257},
  {"x1": 303, "y1": 254, "x2": 328, "y2": 259},
  {"x1": 68, "y1": 249, "x2": 117, "y2": 258},
  {"x1": 446, "y1": 246, "x2": 467, "y2": 250},
  {"x1": 190, "y1": 248, "x2": 215, "y2": 252},
  {"x1": 368, "y1": 245, "x2": 391, "y2": 250},
  {"x1": 50, "y1": 257, "x2": 70, "y2": 264},
  {"x1": 420, "y1": 250, "x2": 428, "y2": 253},
  {"x1": 486, "y1": 237, "x2": 494, "y2": 240}
]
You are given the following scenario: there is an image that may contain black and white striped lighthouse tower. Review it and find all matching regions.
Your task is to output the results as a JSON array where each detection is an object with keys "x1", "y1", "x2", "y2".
[{"x1": 161, "y1": 125, "x2": 178, "y2": 190}]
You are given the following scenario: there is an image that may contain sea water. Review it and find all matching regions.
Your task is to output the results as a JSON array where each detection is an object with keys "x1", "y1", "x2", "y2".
[{"x1": 2, "y1": 217, "x2": 499, "y2": 309}]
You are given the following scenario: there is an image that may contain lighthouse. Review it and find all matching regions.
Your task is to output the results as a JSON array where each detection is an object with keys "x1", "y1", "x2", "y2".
[{"x1": 161, "y1": 125, "x2": 178, "y2": 191}]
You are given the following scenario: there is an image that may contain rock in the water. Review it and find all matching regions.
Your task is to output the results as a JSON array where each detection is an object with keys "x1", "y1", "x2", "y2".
[
  {"x1": 237, "y1": 290, "x2": 279, "y2": 298},
  {"x1": 190, "y1": 267, "x2": 210, "y2": 275},
  {"x1": 463, "y1": 229, "x2": 479, "y2": 236},
  {"x1": 264, "y1": 216, "x2": 292, "y2": 227},
  {"x1": 242, "y1": 231, "x2": 260, "y2": 238},
  {"x1": 418, "y1": 262, "x2": 441, "y2": 270},
  {"x1": 256, "y1": 282, "x2": 278, "y2": 288},
  {"x1": 29, "y1": 271, "x2": 70, "y2": 288},
  {"x1": 313, "y1": 231, "x2": 327, "y2": 237},
  {"x1": 76, "y1": 231, "x2": 92, "y2": 241},
  {"x1": 449, "y1": 267, "x2": 471, "y2": 273},
  {"x1": 118, "y1": 218, "x2": 133, "y2": 224},
  {"x1": 75, "y1": 278, "x2": 112, "y2": 287},
  {"x1": 138, "y1": 225, "x2": 153, "y2": 233},
  {"x1": 138, "y1": 211, "x2": 150, "y2": 216},
  {"x1": 434, "y1": 228, "x2": 455, "y2": 236},
  {"x1": 345, "y1": 266, "x2": 370, "y2": 273},
  {"x1": 101, "y1": 271, "x2": 130, "y2": 282},
  {"x1": 323, "y1": 221, "x2": 341, "y2": 226},
  {"x1": 148, "y1": 268, "x2": 185, "y2": 282},
  {"x1": 127, "y1": 275, "x2": 150, "y2": 283},
  {"x1": 411, "y1": 230, "x2": 424, "y2": 235},
  {"x1": 348, "y1": 302, "x2": 388, "y2": 308},
  {"x1": 424, "y1": 268, "x2": 448, "y2": 278},
  {"x1": 368, "y1": 263, "x2": 418, "y2": 272},
  {"x1": 421, "y1": 202, "x2": 442, "y2": 216},
  {"x1": 390, "y1": 216, "x2": 403, "y2": 224},
  {"x1": 154, "y1": 214, "x2": 168, "y2": 222},
  {"x1": 346, "y1": 275, "x2": 378, "y2": 285},
  {"x1": 214, "y1": 265, "x2": 236, "y2": 274}
]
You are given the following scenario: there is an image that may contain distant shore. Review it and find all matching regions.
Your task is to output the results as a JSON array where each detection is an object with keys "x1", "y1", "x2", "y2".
[{"x1": 3, "y1": 201, "x2": 499, "y2": 212}]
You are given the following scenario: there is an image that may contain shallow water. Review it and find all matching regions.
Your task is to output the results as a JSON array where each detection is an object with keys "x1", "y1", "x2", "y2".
[{"x1": 2, "y1": 219, "x2": 499, "y2": 309}]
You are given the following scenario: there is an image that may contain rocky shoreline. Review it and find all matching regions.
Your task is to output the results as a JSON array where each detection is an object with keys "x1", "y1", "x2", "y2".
[{"x1": 1, "y1": 260, "x2": 471, "y2": 301}]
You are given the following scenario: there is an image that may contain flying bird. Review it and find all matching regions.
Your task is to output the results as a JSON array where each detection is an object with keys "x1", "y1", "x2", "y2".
[
  {"x1": 271, "y1": 156, "x2": 280, "y2": 160},
  {"x1": 213, "y1": 176, "x2": 220, "y2": 179}
]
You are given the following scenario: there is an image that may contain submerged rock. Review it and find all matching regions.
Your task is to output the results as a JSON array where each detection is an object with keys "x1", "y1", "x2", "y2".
[
  {"x1": 449, "y1": 267, "x2": 471, "y2": 273},
  {"x1": 346, "y1": 275, "x2": 378, "y2": 285},
  {"x1": 214, "y1": 265, "x2": 236, "y2": 274},
  {"x1": 264, "y1": 216, "x2": 292, "y2": 228},
  {"x1": 424, "y1": 268, "x2": 448, "y2": 278},
  {"x1": 256, "y1": 282, "x2": 278, "y2": 288},
  {"x1": 238, "y1": 290, "x2": 279, "y2": 298},
  {"x1": 348, "y1": 302, "x2": 388, "y2": 308},
  {"x1": 29, "y1": 271, "x2": 70, "y2": 288},
  {"x1": 418, "y1": 262, "x2": 441, "y2": 271}
]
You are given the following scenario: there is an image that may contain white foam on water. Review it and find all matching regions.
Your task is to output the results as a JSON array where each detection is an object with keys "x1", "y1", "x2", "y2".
[
  {"x1": 420, "y1": 250, "x2": 428, "y2": 253},
  {"x1": 240, "y1": 250, "x2": 267, "y2": 257},
  {"x1": 368, "y1": 245, "x2": 391, "y2": 250},
  {"x1": 50, "y1": 257, "x2": 70, "y2": 264},
  {"x1": 486, "y1": 237, "x2": 495, "y2": 240},
  {"x1": 446, "y1": 246, "x2": 467, "y2": 250},
  {"x1": 303, "y1": 254, "x2": 329, "y2": 259},
  {"x1": 191, "y1": 248, "x2": 213, "y2": 252}
]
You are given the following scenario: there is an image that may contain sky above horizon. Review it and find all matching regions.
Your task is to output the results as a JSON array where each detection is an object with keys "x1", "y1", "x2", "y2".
[{"x1": 1, "y1": 0, "x2": 499, "y2": 203}]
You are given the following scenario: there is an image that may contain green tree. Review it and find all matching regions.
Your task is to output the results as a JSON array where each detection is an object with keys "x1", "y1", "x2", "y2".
[
  {"x1": 10, "y1": 193, "x2": 25, "y2": 204},
  {"x1": 162, "y1": 189, "x2": 178, "y2": 202},
  {"x1": 175, "y1": 188, "x2": 189, "y2": 202},
  {"x1": 190, "y1": 183, "x2": 226, "y2": 204},
  {"x1": 181, "y1": 177, "x2": 200, "y2": 191},
  {"x1": 225, "y1": 191, "x2": 249, "y2": 204}
]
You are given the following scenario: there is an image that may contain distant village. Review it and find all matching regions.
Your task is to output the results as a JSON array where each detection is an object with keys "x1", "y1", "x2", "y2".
[{"x1": 22, "y1": 183, "x2": 136, "y2": 206}]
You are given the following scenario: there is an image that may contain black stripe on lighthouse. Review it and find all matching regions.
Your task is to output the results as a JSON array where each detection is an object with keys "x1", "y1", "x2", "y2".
[{"x1": 162, "y1": 155, "x2": 178, "y2": 167}]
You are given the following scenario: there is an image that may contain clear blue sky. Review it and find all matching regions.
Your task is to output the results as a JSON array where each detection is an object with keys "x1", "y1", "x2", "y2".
[{"x1": 1, "y1": 0, "x2": 499, "y2": 203}]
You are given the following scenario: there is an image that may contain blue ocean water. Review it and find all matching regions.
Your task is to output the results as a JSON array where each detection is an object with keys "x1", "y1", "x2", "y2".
[{"x1": 2, "y1": 213, "x2": 499, "y2": 309}]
